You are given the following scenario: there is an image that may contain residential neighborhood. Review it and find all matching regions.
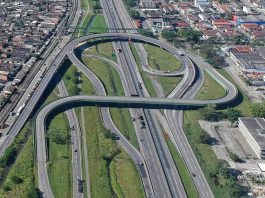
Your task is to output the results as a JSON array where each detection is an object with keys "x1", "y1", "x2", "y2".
[{"x1": 0, "y1": 0, "x2": 68, "y2": 106}]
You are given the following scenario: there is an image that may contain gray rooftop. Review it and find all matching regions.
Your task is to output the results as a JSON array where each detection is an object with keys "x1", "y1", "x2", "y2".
[{"x1": 239, "y1": 117, "x2": 265, "y2": 150}]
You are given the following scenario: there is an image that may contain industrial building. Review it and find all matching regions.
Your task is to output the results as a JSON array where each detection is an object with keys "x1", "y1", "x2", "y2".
[{"x1": 238, "y1": 117, "x2": 265, "y2": 159}]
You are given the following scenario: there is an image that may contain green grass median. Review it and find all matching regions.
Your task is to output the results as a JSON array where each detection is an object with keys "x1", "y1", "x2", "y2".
[
  {"x1": 47, "y1": 113, "x2": 72, "y2": 198},
  {"x1": 196, "y1": 71, "x2": 226, "y2": 100},
  {"x1": 144, "y1": 44, "x2": 181, "y2": 72},
  {"x1": 166, "y1": 139, "x2": 199, "y2": 198},
  {"x1": 89, "y1": 14, "x2": 108, "y2": 33},
  {"x1": 110, "y1": 151, "x2": 145, "y2": 198},
  {"x1": 130, "y1": 44, "x2": 182, "y2": 97}
]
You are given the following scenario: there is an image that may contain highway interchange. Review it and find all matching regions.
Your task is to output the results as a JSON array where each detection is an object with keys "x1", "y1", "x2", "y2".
[
  {"x1": 0, "y1": 0, "x2": 239, "y2": 197},
  {"x1": 37, "y1": 31, "x2": 237, "y2": 197}
]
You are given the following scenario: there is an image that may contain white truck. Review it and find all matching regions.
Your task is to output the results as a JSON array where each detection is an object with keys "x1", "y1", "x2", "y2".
[{"x1": 17, "y1": 103, "x2": 26, "y2": 116}]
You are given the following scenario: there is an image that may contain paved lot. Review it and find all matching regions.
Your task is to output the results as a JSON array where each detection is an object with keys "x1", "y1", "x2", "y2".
[{"x1": 199, "y1": 120, "x2": 257, "y2": 168}]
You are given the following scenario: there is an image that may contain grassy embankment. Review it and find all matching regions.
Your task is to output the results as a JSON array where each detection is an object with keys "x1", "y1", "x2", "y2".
[
  {"x1": 75, "y1": 0, "x2": 93, "y2": 37},
  {"x1": 130, "y1": 44, "x2": 182, "y2": 97},
  {"x1": 196, "y1": 71, "x2": 226, "y2": 100},
  {"x1": 183, "y1": 67, "x2": 252, "y2": 197},
  {"x1": 84, "y1": 41, "x2": 116, "y2": 61},
  {"x1": 166, "y1": 140, "x2": 199, "y2": 198},
  {"x1": 89, "y1": 14, "x2": 108, "y2": 33},
  {"x1": 144, "y1": 44, "x2": 181, "y2": 72},
  {"x1": 46, "y1": 113, "x2": 72, "y2": 198},
  {"x1": 110, "y1": 152, "x2": 145, "y2": 198}
]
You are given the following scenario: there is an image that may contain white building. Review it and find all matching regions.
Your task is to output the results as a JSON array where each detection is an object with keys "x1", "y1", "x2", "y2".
[
  {"x1": 194, "y1": 0, "x2": 208, "y2": 8},
  {"x1": 238, "y1": 117, "x2": 265, "y2": 159}
]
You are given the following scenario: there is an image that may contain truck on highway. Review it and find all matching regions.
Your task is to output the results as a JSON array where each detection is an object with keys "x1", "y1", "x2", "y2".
[
  {"x1": 138, "y1": 82, "x2": 142, "y2": 89},
  {"x1": 78, "y1": 179, "x2": 83, "y2": 193},
  {"x1": 17, "y1": 103, "x2": 26, "y2": 116},
  {"x1": 179, "y1": 52, "x2": 184, "y2": 56}
]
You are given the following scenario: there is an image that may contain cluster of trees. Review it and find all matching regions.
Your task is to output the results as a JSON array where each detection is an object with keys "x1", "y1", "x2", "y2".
[
  {"x1": 27, "y1": 187, "x2": 41, "y2": 198},
  {"x1": 124, "y1": 0, "x2": 140, "y2": 19},
  {"x1": 48, "y1": 128, "x2": 71, "y2": 145},
  {"x1": 0, "y1": 129, "x2": 29, "y2": 168},
  {"x1": 199, "y1": 104, "x2": 242, "y2": 123},
  {"x1": 209, "y1": 160, "x2": 248, "y2": 197},
  {"x1": 161, "y1": 28, "x2": 202, "y2": 43},
  {"x1": 65, "y1": 68, "x2": 81, "y2": 95},
  {"x1": 199, "y1": 43, "x2": 225, "y2": 68},
  {"x1": 228, "y1": 151, "x2": 241, "y2": 162},
  {"x1": 161, "y1": 30, "x2": 176, "y2": 41},
  {"x1": 92, "y1": 0, "x2": 101, "y2": 10},
  {"x1": 250, "y1": 39, "x2": 265, "y2": 46},
  {"x1": 250, "y1": 101, "x2": 265, "y2": 118},
  {"x1": 0, "y1": 146, "x2": 18, "y2": 168},
  {"x1": 231, "y1": 35, "x2": 249, "y2": 45},
  {"x1": 129, "y1": 10, "x2": 140, "y2": 19},
  {"x1": 139, "y1": 29, "x2": 156, "y2": 38},
  {"x1": 200, "y1": 130, "x2": 218, "y2": 145},
  {"x1": 103, "y1": 129, "x2": 117, "y2": 140},
  {"x1": 124, "y1": 0, "x2": 138, "y2": 7}
]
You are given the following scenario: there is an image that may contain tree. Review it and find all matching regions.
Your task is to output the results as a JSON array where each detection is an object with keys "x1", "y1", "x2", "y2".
[
  {"x1": 103, "y1": 129, "x2": 117, "y2": 140},
  {"x1": 226, "y1": 108, "x2": 241, "y2": 122},
  {"x1": 129, "y1": 10, "x2": 140, "y2": 19},
  {"x1": 139, "y1": 29, "x2": 155, "y2": 38},
  {"x1": 200, "y1": 130, "x2": 212, "y2": 144},
  {"x1": 27, "y1": 187, "x2": 41, "y2": 198},
  {"x1": 0, "y1": 146, "x2": 17, "y2": 168},
  {"x1": 250, "y1": 101, "x2": 265, "y2": 118},
  {"x1": 161, "y1": 29, "x2": 176, "y2": 41},
  {"x1": 232, "y1": 35, "x2": 249, "y2": 45},
  {"x1": 229, "y1": 151, "x2": 241, "y2": 162},
  {"x1": 11, "y1": 175, "x2": 23, "y2": 184},
  {"x1": 124, "y1": 0, "x2": 137, "y2": 7},
  {"x1": 200, "y1": 44, "x2": 215, "y2": 59},
  {"x1": 48, "y1": 129, "x2": 71, "y2": 144},
  {"x1": 177, "y1": 28, "x2": 202, "y2": 43},
  {"x1": 93, "y1": 2, "x2": 101, "y2": 10},
  {"x1": 199, "y1": 104, "x2": 217, "y2": 121}
]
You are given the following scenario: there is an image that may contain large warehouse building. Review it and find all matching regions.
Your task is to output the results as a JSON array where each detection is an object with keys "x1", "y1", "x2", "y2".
[{"x1": 238, "y1": 117, "x2": 265, "y2": 159}]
